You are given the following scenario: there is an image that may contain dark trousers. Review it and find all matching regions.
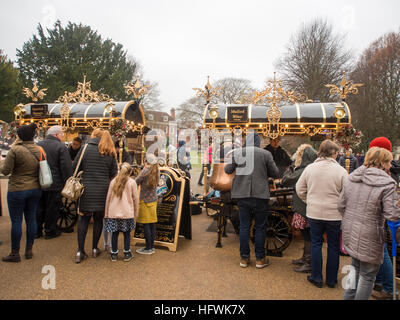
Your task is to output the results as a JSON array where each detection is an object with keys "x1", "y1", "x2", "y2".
[
  {"x1": 77, "y1": 211, "x2": 104, "y2": 252},
  {"x1": 36, "y1": 190, "x2": 62, "y2": 236},
  {"x1": 111, "y1": 231, "x2": 131, "y2": 253},
  {"x1": 144, "y1": 223, "x2": 156, "y2": 250},
  {"x1": 237, "y1": 197, "x2": 269, "y2": 260},
  {"x1": 309, "y1": 218, "x2": 341, "y2": 285},
  {"x1": 7, "y1": 189, "x2": 42, "y2": 249},
  {"x1": 198, "y1": 164, "x2": 211, "y2": 184}
]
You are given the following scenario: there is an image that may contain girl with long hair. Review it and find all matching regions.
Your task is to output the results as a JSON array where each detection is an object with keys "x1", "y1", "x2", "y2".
[
  {"x1": 104, "y1": 162, "x2": 139, "y2": 262},
  {"x1": 73, "y1": 129, "x2": 118, "y2": 263},
  {"x1": 135, "y1": 153, "x2": 160, "y2": 255}
]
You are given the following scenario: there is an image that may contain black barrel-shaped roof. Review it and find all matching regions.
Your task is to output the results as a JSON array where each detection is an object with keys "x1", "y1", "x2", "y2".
[
  {"x1": 21, "y1": 101, "x2": 145, "y2": 125},
  {"x1": 203, "y1": 102, "x2": 351, "y2": 125}
]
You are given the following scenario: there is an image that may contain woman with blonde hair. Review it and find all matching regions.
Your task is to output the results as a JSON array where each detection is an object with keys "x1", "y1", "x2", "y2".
[
  {"x1": 73, "y1": 129, "x2": 118, "y2": 263},
  {"x1": 105, "y1": 163, "x2": 139, "y2": 262},
  {"x1": 135, "y1": 153, "x2": 160, "y2": 255},
  {"x1": 339, "y1": 147, "x2": 400, "y2": 300}
]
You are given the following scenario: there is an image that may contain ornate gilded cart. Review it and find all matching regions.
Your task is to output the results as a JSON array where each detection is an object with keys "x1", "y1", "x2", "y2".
[
  {"x1": 199, "y1": 73, "x2": 356, "y2": 256},
  {"x1": 12, "y1": 77, "x2": 149, "y2": 231}
]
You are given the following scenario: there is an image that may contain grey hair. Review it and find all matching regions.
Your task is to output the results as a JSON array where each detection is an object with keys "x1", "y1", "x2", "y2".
[{"x1": 47, "y1": 125, "x2": 63, "y2": 136}]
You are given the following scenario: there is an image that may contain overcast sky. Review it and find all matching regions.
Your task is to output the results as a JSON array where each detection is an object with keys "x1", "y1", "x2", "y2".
[{"x1": 1, "y1": 0, "x2": 399, "y2": 111}]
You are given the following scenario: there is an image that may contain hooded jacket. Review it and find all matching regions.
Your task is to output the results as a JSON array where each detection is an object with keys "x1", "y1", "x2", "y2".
[
  {"x1": 281, "y1": 146, "x2": 317, "y2": 217},
  {"x1": 338, "y1": 166, "x2": 400, "y2": 265},
  {"x1": 225, "y1": 133, "x2": 279, "y2": 199}
]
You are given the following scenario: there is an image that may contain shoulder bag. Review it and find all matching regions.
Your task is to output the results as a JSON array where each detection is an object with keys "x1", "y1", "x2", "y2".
[
  {"x1": 22, "y1": 145, "x2": 53, "y2": 189},
  {"x1": 61, "y1": 144, "x2": 88, "y2": 201}
]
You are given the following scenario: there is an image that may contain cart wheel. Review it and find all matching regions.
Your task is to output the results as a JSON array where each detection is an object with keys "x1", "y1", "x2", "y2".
[
  {"x1": 265, "y1": 211, "x2": 293, "y2": 257},
  {"x1": 57, "y1": 198, "x2": 78, "y2": 231}
]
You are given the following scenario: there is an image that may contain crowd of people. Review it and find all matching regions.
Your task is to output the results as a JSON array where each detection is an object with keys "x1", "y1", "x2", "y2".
[
  {"x1": 223, "y1": 133, "x2": 400, "y2": 300},
  {"x1": 0, "y1": 124, "x2": 159, "y2": 264},
  {"x1": 1, "y1": 122, "x2": 400, "y2": 300}
]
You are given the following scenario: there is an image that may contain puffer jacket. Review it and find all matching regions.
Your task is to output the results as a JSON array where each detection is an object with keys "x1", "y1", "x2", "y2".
[
  {"x1": 281, "y1": 147, "x2": 317, "y2": 217},
  {"x1": 0, "y1": 139, "x2": 41, "y2": 192},
  {"x1": 338, "y1": 166, "x2": 400, "y2": 265},
  {"x1": 339, "y1": 154, "x2": 359, "y2": 173},
  {"x1": 73, "y1": 137, "x2": 118, "y2": 213}
]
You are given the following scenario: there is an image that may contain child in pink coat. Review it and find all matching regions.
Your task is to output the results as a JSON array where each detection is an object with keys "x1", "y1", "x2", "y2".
[{"x1": 105, "y1": 163, "x2": 139, "y2": 262}]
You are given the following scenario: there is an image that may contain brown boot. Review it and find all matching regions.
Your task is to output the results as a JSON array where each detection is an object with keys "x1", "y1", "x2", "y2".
[
  {"x1": 294, "y1": 254, "x2": 311, "y2": 273},
  {"x1": 2, "y1": 248, "x2": 21, "y2": 263},
  {"x1": 25, "y1": 245, "x2": 33, "y2": 259}
]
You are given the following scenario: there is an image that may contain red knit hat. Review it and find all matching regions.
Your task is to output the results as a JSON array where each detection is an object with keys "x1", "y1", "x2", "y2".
[{"x1": 369, "y1": 137, "x2": 392, "y2": 152}]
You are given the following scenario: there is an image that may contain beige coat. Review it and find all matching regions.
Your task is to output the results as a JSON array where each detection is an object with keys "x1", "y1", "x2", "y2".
[
  {"x1": 296, "y1": 157, "x2": 348, "y2": 221},
  {"x1": 105, "y1": 177, "x2": 139, "y2": 220},
  {"x1": 338, "y1": 166, "x2": 400, "y2": 265}
]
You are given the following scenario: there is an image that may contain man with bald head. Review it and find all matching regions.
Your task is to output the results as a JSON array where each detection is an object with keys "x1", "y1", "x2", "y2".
[{"x1": 36, "y1": 126, "x2": 73, "y2": 239}]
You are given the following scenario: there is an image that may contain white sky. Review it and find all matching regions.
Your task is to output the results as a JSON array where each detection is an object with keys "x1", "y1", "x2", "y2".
[{"x1": 1, "y1": 0, "x2": 399, "y2": 111}]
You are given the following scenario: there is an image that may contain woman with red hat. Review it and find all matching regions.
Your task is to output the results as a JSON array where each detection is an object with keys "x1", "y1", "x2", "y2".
[
  {"x1": 369, "y1": 137, "x2": 400, "y2": 185},
  {"x1": 368, "y1": 137, "x2": 400, "y2": 299}
]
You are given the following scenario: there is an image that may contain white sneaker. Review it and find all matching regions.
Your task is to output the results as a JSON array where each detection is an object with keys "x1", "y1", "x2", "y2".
[{"x1": 136, "y1": 247, "x2": 154, "y2": 255}]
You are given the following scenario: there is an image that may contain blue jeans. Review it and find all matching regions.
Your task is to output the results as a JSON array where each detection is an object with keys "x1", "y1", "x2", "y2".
[
  {"x1": 344, "y1": 257, "x2": 380, "y2": 300},
  {"x1": 375, "y1": 243, "x2": 393, "y2": 293},
  {"x1": 309, "y1": 218, "x2": 341, "y2": 285},
  {"x1": 237, "y1": 198, "x2": 269, "y2": 260},
  {"x1": 7, "y1": 189, "x2": 42, "y2": 250}
]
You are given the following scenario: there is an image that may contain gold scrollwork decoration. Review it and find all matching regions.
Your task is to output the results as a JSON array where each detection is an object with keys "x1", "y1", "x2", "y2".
[
  {"x1": 124, "y1": 76, "x2": 151, "y2": 101},
  {"x1": 88, "y1": 119, "x2": 103, "y2": 130},
  {"x1": 14, "y1": 104, "x2": 26, "y2": 122},
  {"x1": 55, "y1": 75, "x2": 114, "y2": 103},
  {"x1": 22, "y1": 81, "x2": 47, "y2": 102},
  {"x1": 325, "y1": 72, "x2": 364, "y2": 101},
  {"x1": 193, "y1": 76, "x2": 222, "y2": 104}
]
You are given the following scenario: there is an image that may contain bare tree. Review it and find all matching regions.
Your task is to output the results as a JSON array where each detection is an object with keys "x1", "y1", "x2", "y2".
[
  {"x1": 275, "y1": 19, "x2": 353, "y2": 101},
  {"x1": 176, "y1": 96, "x2": 205, "y2": 128},
  {"x1": 211, "y1": 77, "x2": 255, "y2": 104},
  {"x1": 141, "y1": 81, "x2": 165, "y2": 111},
  {"x1": 350, "y1": 30, "x2": 400, "y2": 149},
  {"x1": 177, "y1": 77, "x2": 256, "y2": 128}
]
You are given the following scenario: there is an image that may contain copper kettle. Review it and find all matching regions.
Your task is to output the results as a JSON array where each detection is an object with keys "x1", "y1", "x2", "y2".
[{"x1": 209, "y1": 162, "x2": 235, "y2": 191}]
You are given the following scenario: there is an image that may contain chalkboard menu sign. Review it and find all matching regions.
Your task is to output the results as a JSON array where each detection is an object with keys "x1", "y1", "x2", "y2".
[
  {"x1": 227, "y1": 106, "x2": 248, "y2": 123},
  {"x1": 31, "y1": 104, "x2": 48, "y2": 118},
  {"x1": 133, "y1": 167, "x2": 191, "y2": 252}
]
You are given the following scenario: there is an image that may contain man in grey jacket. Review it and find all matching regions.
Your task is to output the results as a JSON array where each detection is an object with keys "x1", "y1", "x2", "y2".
[{"x1": 225, "y1": 132, "x2": 279, "y2": 268}]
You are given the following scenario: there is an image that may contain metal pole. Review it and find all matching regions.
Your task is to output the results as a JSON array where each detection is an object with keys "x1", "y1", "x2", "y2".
[{"x1": 203, "y1": 165, "x2": 208, "y2": 197}]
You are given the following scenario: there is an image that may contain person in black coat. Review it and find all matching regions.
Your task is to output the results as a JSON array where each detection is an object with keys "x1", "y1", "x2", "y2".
[
  {"x1": 36, "y1": 126, "x2": 73, "y2": 239},
  {"x1": 338, "y1": 148, "x2": 359, "y2": 173},
  {"x1": 264, "y1": 136, "x2": 292, "y2": 178},
  {"x1": 115, "y1": 140, "x2": 133, "y2": 165},
  {"x1": 73, "y1": 129, "x2": 118, "y2": 263},
  {"x1": 68, "y1": 137, "x2": 82, "y2": 161}
]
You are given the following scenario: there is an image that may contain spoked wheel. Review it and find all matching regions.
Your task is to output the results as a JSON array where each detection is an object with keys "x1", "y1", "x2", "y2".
[
  {"x1": 57, "y1": 198, "x2": 78, "y2": 231},
  {"x1": 265, "y1": 211, "x2": 293, "y2": 257}
]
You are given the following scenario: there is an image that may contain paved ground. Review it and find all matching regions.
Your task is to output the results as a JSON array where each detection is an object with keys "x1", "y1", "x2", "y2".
[{"x1": 0, "y1": 167, "x2": 352, "y2": 300}]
